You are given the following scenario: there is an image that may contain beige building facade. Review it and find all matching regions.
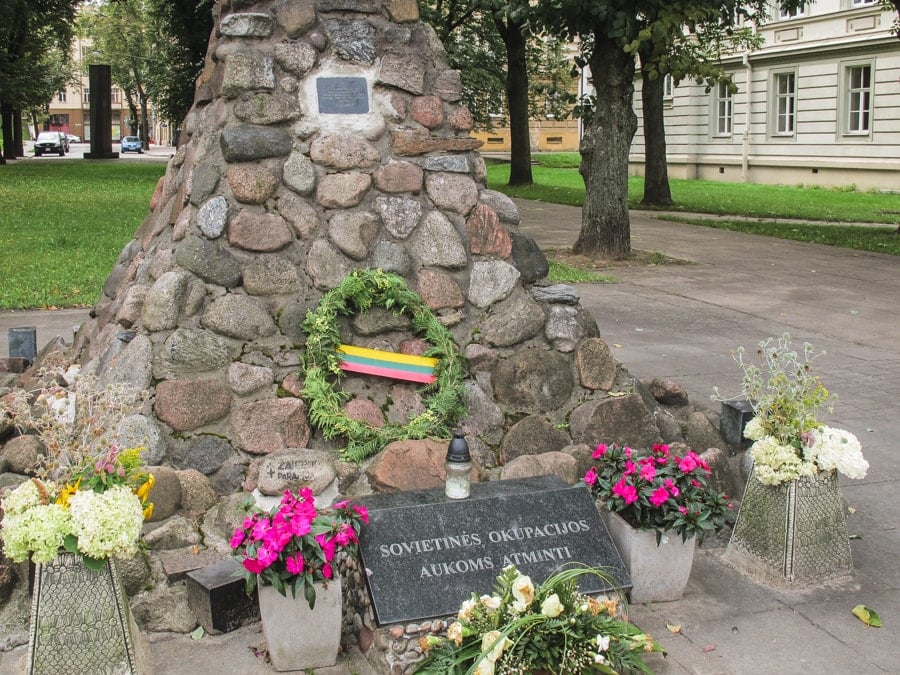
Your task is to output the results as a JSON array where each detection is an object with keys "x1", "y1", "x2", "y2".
[
  {"x1": 475, "y1": 1, "x2": 899, "y2": 190},
  {"x1": 44, "y1": 38, "x2": 171, "y2": 146}
]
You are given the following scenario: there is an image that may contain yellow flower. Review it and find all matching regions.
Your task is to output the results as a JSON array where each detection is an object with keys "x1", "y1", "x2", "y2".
[
  {"x1": 142, "y1": 502, "x2": 154, "y2": 521},
  {"x1": 135, "y1": 473, "x2": 155, "y2": 503},
  {"x1": 55, "y1": 478, "x2": 81, "y2": 508}
]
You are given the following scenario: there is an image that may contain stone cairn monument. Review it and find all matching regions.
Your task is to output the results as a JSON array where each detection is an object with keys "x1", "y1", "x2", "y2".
[{"x1": 0, "y1": 0, "x2": 732, "y2": 671}]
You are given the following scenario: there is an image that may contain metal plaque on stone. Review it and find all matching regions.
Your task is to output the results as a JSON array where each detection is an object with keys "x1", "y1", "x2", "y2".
[
  {"x1": 316, "y1": 77, "x2": 369, "y2": 114},
  {"x1": 358, "y1": 475, "x2": 631, "y2": 625}
]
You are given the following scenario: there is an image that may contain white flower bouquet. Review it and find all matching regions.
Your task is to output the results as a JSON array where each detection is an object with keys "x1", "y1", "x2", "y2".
[
  {"x1": 415, "y1": 565, "x2": 662, "y2": 674},
  {"x1": 717, "y1": 334, "x2": 868, "y2": 486}
]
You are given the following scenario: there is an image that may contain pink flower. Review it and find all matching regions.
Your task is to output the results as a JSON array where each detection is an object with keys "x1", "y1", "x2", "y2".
[
  {"x1": 242, "y1": 557, "x2": 266, "y2": 574},
  {"x1": 584, "y1": 467, "x2": 598, "y2": 486},
  {"x1": 316, "y1": 533, "x2": 337, "y2": 562},
  {"x1": 229, "y1": 529, "x2": 245, "y2": 549},
  {"x1": 678, "y1": 506, "x2": 688, "y2": 515},
  {"x1": 321, "y1": 562, "x2": 334, "y2": 579},
  {"x1": 649, "y1": 486, "x2": 670, "y2": 507},
  {"x1": 652, "y1": 443, "x2": 670, "y2": 455},
  {"x1": 612, "y1": 479, "x2": 638, "y2": 504},
  {"x1": 353, "y1": 504, "x2": 370, "y2": 524},
  {"x1": 333, "y1": 500, "x2": 350, "y2": 510},
  {"x1": 286, "y1": 553, "x2": 305, "y2": 576},
  {"x1": 678, "y1": 454, "x2": 699, "y2": 472},
  {"x1": 623, "y1": 460, "x2": 637, "y2": 477},
  {"x1": 664, "y1": 478, "x2": 680, "y2": 497},
  {"x1": 251, "y1": 517, "x2": 271, "y2": 541},
  {"x1": 691, "y1": 478, "x2": 702, "y2": 488},
  {"x1": 624, "y1": 446, "x2": 633, "y2": 458},
  {"x1": 640, "y1": 463, "x2": 656, "y2": 481},
  {"x1": 592, "y1": 443, "x2": 608, "y2": 459},
  {"x1": 334, "y1": 523, "x2": 356, "y2": 547}
]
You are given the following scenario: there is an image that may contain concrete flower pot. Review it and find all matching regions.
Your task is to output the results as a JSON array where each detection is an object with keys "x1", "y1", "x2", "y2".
[
  {"x1": 600, "y1": 510, "x2": 695, "y2": 603},
  {"x1": 258, "y1": 577, "x2": 342, "y2": 671}
]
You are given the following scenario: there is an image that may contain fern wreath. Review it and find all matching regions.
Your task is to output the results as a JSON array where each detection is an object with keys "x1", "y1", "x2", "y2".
[{"x1": 300, "y1": 268, "x2": 467, "y2": 462}]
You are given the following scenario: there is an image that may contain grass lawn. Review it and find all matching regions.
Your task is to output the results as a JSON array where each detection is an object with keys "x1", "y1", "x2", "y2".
[
  {"x1": 486, "y1": 157, "x2": 900, "y2": 225},
  {"x1": 0, "y1": 160, "x2": 166, "y2": 309},
  {"x1": 1, "y1": 157, "x2": 897, "y2": 310}
]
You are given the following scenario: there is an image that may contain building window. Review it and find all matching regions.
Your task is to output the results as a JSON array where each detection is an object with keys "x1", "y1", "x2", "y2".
[
  {"x1": 713, "y1": 81, "x2": 733, "y2": 136},
  {"x1": 111, "y1": 88, "x2": 120, "y2": 103},
  {"x1": 850, "y1": 0, "x2": 876, "y2": 5},
  {"x1": 663, "y1": 74, "x2": 675, "y2": 100},
  {"x1": 779, "y1": 3, "x2": 806, "y2": 19},
  {"x1": 84, "y1": 89, "x2": 90, "y2": 103},
  {"x1": 57, "y1": 90, "x2": 66, "y2": 103},
  {"x1": 773, "y1": 72, "x2": 796, "y2": 135},
  {"x1": 844, "y1": 64, "x2": 872, "y2": 135}
]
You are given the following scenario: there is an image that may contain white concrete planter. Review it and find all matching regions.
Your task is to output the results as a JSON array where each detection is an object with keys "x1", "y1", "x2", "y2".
[
  {"x1": 258, "y1": 577, "x2": 342, "y2": 671},
  {"x1": 601, "y1": 510, "x2": 695, "y2": 603}
]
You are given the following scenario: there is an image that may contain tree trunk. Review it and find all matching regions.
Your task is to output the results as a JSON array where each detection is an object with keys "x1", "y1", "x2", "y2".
[
  {"x1": 639, "y1": 64, "x2": 672, "y2": 207},
  {"x1": 13, "y1": 109, "x2": 24, "y2": 157},
  {"x1": 501, "y1": 18, "x2": 532, "y2": 186},
  {"x1": 576, "y1": 39, "x2": 637, "y2": 259},
  {"x1": 1, "y1": 106, "x2": 16, "y2": 162},
  {"x1": 140, "y1": 95, "x2": 150, "y2": 150}
]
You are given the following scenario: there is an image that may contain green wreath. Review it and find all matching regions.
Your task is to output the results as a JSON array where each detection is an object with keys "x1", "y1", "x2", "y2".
[{"x1": 300, "y1": 268, "x2": 467, "y2": 462}]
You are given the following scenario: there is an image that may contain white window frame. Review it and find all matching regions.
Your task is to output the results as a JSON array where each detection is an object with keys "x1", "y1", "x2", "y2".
[
  {"x1": 842, "y1": 62, "x2": 873, "y2": 138},
  {"x1": 57, "y1": 90, "x2": 67, "y2": 103},
  {"x1": 663, "y1": 74, "x2": 675, "y2": 100},
  {"x1": 779, "y1": 3, "x2": 806, "y2": 19},
  {"x1": 771, "y1": 70, "x2": 797, "y2": 137},
  {"x1": 850, "y1": 0, "x2": 877, "y2": 6},
  {"x1": 713, "y1": 81, "x2": 733, "y2": 137}
]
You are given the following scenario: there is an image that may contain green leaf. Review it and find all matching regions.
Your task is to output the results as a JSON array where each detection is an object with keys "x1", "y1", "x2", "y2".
[
  {"x1": 81, "y1": 555, "x2": 107, "y2": 572},
  {"x1": 303, "y1": 580, "x2": 317, "y2": 610},
  {"x1": 190, "y1": 626, "x2": 205, "y2": 640},
  {"x1": 63, "y1": 534, "x2": 79, "y2": 553},
  {"x1": 852, "y1": 604, "x2": 882, "y2": 627}
]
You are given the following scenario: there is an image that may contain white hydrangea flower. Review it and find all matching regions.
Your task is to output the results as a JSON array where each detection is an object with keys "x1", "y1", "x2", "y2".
[
  {"x1": 480, "y1": 594, "x2": 501, "y2": 611},
  {"x1": 743, "y1": 416, "x2": 765, "y2": 441},
  {"x1": 806, "y1": 426, "x2": 868, "y2": 480},
  {"x1": 68, "y1": 484, "x2": 143, "y2": 559},
  {"x1": 1, "y1": 480, "x2": 47, "y2": 517},
  {"x1": 751, "y1": 436, "x2": 815, "y2": 485},
  {"x1": 0, "y1": 503, "x2": 71, "y2": 563}
]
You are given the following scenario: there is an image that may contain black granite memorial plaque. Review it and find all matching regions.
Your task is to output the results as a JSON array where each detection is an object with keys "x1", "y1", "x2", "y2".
[
  {"x1": 358, "y1": 475, "x2": 631, "y2": 625},
  {"x1": 316, "y1": 77, "x2": 369, "y2": 114}
]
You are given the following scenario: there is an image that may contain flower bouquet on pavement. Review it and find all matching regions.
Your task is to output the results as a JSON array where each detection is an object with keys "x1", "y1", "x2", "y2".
[
  {"x1": 416, "y1": 564, "x2": 662, "y2": 674},
  {"x1": 230, "y1": 486, "x2": 369, "y2": 609},
  {"x1": 717, "y1": 333, "x2": 868, "y2": 485}
]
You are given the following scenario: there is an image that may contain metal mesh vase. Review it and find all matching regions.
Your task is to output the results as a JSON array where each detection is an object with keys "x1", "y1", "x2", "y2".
[
  {"x1": 27, "y1": 552, "x2": 147, "y2": 674},
  {"x1": 725, "y1": 467, "x2": 852, "y2": 584}
]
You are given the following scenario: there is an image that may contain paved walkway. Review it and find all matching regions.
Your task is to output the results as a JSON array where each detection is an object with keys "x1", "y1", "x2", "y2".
[{"x1": 1, "y1": 201, "x2": 898, "y2": 673}]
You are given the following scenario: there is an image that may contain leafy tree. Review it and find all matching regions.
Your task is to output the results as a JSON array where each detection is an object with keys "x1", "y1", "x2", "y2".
[
  {"x1": 535, "y1": 1, "x2": 804, "y2": 258},
  {"x1": 637, "y1": 4, "x2": 763, "y2": 206},
  {"x1": 82, "y1": 0, "x2": 154, "y2": 149},
  {"x1": 420, "y1": 1, "x2": 507, "y2": 132},
  {"x1": 0, "y1": 0, "x2": 78, "y2": 162},
  {"x1": 145, "y1": 0, "x2": 214, "y2": 138}
]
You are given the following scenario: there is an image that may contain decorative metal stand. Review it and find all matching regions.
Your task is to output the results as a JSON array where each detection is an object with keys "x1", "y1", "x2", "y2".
[
  {"x1": 725, "y1": 468, "x2": 852, "y2": 584},
  {"x1": 27, "y1": 552, "x2": 146, "y2": 674}
]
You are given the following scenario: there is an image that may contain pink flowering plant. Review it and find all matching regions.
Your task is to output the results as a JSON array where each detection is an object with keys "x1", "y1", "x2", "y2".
[
  {"x1": 584, "y1": 443, "x2": 729, "y2": 543},
  {"x1": 230, "y1": 487, "x2": 368, "y2": 609}
]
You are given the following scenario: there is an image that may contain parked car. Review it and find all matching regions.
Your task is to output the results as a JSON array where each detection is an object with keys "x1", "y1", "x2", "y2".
[
  {"x1": 120, "y1": 136, "x2": 143, "y2": 154},
  {"x1": 65, "y1": 133, "x2": 81, "y2": 143},
  {"x1": 34, "y1": 131, "x2": 67, "y2": 156}
]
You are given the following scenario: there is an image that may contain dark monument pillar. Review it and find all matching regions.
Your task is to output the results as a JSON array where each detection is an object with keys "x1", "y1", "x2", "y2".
[{"x1": 84, "y1": 64, "x2": 118, "y2": 160}]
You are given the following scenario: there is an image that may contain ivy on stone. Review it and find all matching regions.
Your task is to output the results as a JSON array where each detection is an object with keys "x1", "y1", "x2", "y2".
[{"x1": 300, "y1": 269, "x2": 467, "y2": 463}]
